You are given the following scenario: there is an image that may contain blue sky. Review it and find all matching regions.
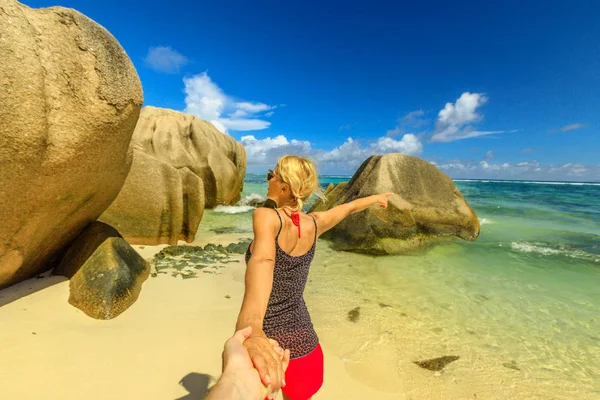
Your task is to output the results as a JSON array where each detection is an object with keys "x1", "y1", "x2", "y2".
[{"x1": 25, "y1": 0, "x2": 600, "y2": 180}]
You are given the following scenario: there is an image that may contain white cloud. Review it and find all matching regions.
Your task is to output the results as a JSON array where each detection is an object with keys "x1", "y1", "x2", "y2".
[
  {"x1": 315, "y1": 135, "x2": 422, "y2": 168},
  {"x1": 401, "y1": 109, "x2": 428, "y2": 128},
  {"x1": 438, "y1": 92, "x2": 485, "y2": 126},
  {"x1": 338, "y1": 123, "x2": 355, "y2": 132},
  {"x1": 229, "y1": 109, "x2": 249, "y2": 118},
  {"x1": 183, "y1": 73, "x2": 226, "y2": 121},
  {"x1": 241, "y1": 133, "x2": 423, "y2": 171},
  {"x1": 373, "y1": 135, "x2": 423, "y2": 154},
  {"x1": 221, "y1": 119, "x2": 271, "y2": 131},
  {"x1": 235, "y1": 102, "x2": 273, "y2": 114},
  {"x1": 387, "y1": 110, "x2": 428, "y2": 137},
  {"x1": 437, "y1": 159, "x2": 599, "y2": 181},
  {"x1": 145, "y1": 46, "x2": 188, "y2": 74},
  {"x1": 560, "y1": 123, "x2": 586, "y2": 132},
  {"x1": 485, "y1": 150, "x2": 494, "y2": 160},
  {"x1": 229, "y1": 102, "x2": 276, "y2": 119},
  {"x1": 431, "y1": 92, "x2": 506, "y2": 142},
  {"x1": 183, "y1": 72, "x2": 275, "y2": 133},
  {"x1": 241, "y1": 135, "x2": 312, "y2": 166}
]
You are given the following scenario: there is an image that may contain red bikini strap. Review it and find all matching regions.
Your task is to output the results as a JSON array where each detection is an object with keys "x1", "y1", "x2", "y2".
[{"x1": 290, "y1": 210, "x2": 301, "y2": 238}]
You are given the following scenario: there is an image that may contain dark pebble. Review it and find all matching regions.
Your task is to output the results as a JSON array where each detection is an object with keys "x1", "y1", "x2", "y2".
[
  {"x1": 347, "y1": 307, "x2": 361, "y2": 322},
  {"x1": 502, "y1": 361, "x2": 521, "y2": 371},
  {"x1": 414, "y1": 355, "x2": 460, "y2": 371}
]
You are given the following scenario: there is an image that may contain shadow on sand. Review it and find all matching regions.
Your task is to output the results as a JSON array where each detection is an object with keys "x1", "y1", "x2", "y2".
[
  {"x1": 176, "y1": 372, "x2": 214, "y2": 400},
  {"x1": 0, "y1": 272, "x2": 67, "y2": 307}
]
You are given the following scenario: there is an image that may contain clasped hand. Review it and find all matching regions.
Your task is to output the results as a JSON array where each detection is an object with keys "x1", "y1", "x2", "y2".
[
  {"x1": 207, "y1": 326, "x2": 290, "y2": 400},
  {"x1": 243, "y1": 335, "x2": 290, "y2": 399}
]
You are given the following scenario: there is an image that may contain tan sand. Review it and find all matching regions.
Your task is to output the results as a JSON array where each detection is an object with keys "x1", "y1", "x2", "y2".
[
  {"x1": 0, "y1": 242, "x2": 400, "y2": 400},
  {"x1": 1, "y1": 231, "x2": 582, "y2": 399}
]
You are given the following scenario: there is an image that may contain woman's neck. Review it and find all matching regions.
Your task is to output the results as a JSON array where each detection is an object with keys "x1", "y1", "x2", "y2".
[{"x1": 279, "y1": 203, "x2": 300, "y2": 213}]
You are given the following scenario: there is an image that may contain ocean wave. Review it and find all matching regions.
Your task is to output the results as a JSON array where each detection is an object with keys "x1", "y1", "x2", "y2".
[
  {"x1": 511, "y1": 241, "x2": 599, "y2": 262},
  {"x1": 479, "y1": 218, "x2": 494, "y2": 225},
  {"x1": 454, "y1": 179, "x2": 600, "y2": 186},
  {"x1": 511, "y1": 242, "x2": 561, "y2": 255},
  {"x1": 237, "y1": 192, "x2": 265, "y2": 206},
  {"x1": 212, "y1": 205, "x2": 255, "y2": 214},
  {"x1": 523, "y1": 181, "x2": 600, "y2": 186}
]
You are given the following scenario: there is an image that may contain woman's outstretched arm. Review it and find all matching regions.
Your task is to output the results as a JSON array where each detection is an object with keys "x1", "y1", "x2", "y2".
[
  {"x1": 311, "y1": 193, "x2": 392, "y2": 235},
  {"x1": 235, "y1": 208, "x2": 286, "y2": 399}
]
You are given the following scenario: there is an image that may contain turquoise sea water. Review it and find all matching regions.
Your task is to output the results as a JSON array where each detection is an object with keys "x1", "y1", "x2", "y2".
[{"x1": 204, "y1": 175, "x2": 600, "y2": 397}]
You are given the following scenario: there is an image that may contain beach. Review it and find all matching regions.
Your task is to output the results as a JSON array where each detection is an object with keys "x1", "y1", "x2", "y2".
[
  {"x1": 0, "y1": 234, "x2": 402, "y2": 400},
  {"x1": 1, "y1": 178, "x2": 599, "y2": 399}
]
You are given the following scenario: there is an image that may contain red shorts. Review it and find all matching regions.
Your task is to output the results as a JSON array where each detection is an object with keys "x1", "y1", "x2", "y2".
[{"x1": 269, "y1": 343, "x2": 324, "y2": 400}]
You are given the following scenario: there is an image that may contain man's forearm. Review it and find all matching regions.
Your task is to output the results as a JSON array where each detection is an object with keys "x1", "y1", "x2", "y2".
[
  {"x1": 206, "y1": 372, "x2": 266, "y2": 400},
  {"x1": 205, "y1": 375, "x2": 242, "y2": 400}
]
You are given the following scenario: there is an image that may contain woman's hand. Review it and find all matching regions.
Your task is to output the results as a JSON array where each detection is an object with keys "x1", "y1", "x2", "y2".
[
  {"x1": 373, "y1": 192, "x2": 393, "y2": 209},
  {"x1": 244, "y1": 335, "x2": 289, "y2": 398}
]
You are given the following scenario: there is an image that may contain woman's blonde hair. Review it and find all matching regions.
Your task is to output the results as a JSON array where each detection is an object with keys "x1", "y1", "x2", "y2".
[{"x1": 276, "y1": 155, "x2": 324, "y2": 211}]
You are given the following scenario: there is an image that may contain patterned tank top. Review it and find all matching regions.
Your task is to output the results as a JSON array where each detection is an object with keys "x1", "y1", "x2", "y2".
[{"x1": 245, "y1": 209, "x2": 319, "y2": 359}]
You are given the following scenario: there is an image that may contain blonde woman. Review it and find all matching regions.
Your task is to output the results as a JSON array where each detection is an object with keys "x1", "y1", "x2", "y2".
[{"x1": 236, "y1": 155, "x2": 391, "y2": 400}]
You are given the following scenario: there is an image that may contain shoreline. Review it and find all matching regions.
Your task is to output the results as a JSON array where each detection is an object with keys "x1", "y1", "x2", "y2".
[
  {"x1": 0, "y1": 238, "x2": 402, "y2": 400},
  {"x1": 1, "y1": 224, "x2": 597, "y2": 399}
]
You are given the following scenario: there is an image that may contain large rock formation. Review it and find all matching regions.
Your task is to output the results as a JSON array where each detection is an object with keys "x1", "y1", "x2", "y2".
[
  {"x1": 100, "y1": 106, "x2": 246, "y2": 245},
  {"x1": 310, "y1": 182, "x2": 348, "y2": 212},
  {"x1": 132, "y1": 106, "x2": 246, "y2": 208},
  {"x1": 53, "y1": 222, "x2": 149, "y2": 319},
  {"x1": 310, "y1": 154, "x2": 479, "y2": 254},
  {"x1": 99, "y1": 150, "x2": 205, "y2": 245},
  {"x1": 0, "y1": 0, "x2": 143, "y2": 289}
]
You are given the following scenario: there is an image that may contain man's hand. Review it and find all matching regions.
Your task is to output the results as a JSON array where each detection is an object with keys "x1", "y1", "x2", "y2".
[{"x1": 206, "y1": 327, "x2": 290, "y2": 400}]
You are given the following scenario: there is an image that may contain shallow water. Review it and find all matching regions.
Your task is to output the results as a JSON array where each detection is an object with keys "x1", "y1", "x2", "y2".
[{"x1": 205, "y1": 176, "x2": 600, "y2": 398}]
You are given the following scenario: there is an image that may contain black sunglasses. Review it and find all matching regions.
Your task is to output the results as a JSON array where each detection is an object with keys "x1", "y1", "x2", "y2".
[{"x1": 266, "y1": 169, "x2": 275, "y2": 181}]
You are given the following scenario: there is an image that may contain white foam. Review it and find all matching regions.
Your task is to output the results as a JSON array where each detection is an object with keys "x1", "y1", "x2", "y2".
[
  {"x1": 511, "y1": 242, "x2": 600, "y2": 262},
  {"x1": 511, "y1": 242, "x2": 561, "y2": 255},
  {"x1": 237, "y1": 192, "x2": 265, "y2": 206},
  {"x1": 454, "y1": 179, "x2": 600, "y2": 186},
  {"x1": 479, "y1": 218, "x2": 494, "y2": 225},
  {"x1": 212, "y1": 205, "x2": 255, "y2": 214}
]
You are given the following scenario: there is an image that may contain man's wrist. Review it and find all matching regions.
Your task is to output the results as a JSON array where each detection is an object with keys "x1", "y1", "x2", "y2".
[{"x1": 219, "y1": 369, "x2": 265, "y2": 399}]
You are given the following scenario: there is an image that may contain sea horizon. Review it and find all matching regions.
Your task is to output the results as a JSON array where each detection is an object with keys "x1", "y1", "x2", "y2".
[{"x1": 247, "y1": 171, "x2": 600, "y2": 185}]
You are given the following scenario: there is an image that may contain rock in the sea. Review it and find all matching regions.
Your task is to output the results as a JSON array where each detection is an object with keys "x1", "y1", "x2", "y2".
[
  {"x1": 309, "y1": 154, "x2": 479, "y2": 254},
  {"x1": 347, "y1": 306, "x2": 361, "y2": 322},
  {"x1": 414, "y1": 356, "x2": 460, "y2": 371},
  {"x1": 53, "y1": 222, "x2": 150, "y2": 319},
  {"x1": 132, "y1": 106, "x2": 246, "y2": 208},
  {"x1": 0, "y1": 0, "x2": 143, "y2": 289},
  {"x1": 310, "y1": 182, "x2": 348, "y2": 212},
  {"x1": 99, "y1": 150, "x2": 205, "y2": 245}
]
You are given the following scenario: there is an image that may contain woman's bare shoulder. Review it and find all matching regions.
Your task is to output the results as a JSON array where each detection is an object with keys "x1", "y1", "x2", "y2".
[
  {"x1": 252, "y1": 207, "x2": 278, "y2": 219},
  {"x1": 252, "y1": 208, "x2": 281, "y2": 230}
]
